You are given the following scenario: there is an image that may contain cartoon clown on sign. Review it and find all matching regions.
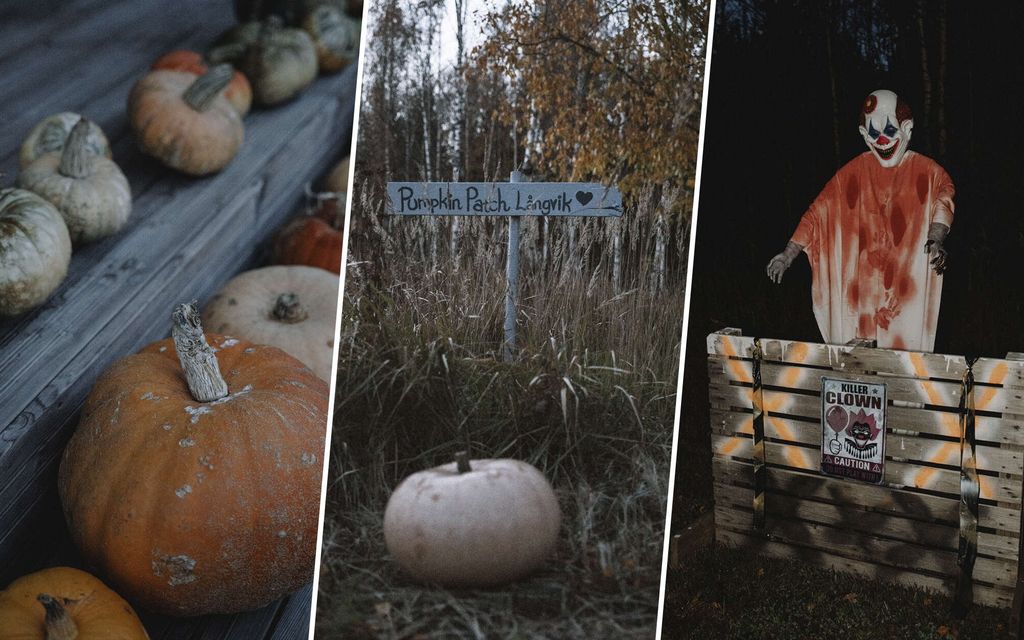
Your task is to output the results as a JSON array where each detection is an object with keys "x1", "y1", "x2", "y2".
[{"x1": 766, "y1": 90, "x2": 955, "y2": 352}]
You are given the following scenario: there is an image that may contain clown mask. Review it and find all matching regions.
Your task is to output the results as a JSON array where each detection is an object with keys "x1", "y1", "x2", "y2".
[{"x1": 859, "y1": 89, "x2": 913, "y2": 168}]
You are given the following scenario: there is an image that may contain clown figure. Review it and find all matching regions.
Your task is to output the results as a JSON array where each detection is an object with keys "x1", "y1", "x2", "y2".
[{"x1": 766, "y1": 89, "x2": 954, "y2": 352}]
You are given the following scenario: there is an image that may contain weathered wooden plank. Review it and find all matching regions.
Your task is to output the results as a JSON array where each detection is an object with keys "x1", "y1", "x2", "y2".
[
  {"x1": 711, "y1": 377, "x2": 1024, "y2": 447},
  {"x1": 710, "y1": 408, "x2": 1024, "y2": 481},
  {"x1": 0, "y1": 0, "x2": 115, "y2": 71},
  {"x1": 709, "y1": 357, "x2": 963, "y2": 409},
  {"x1": 711, "y1": 456, "x2": 1022, "y2": 534},
  {"x1": 707, "y1": 331, "x2": 968, "y2": 381},
  {"x1": 713, "y1": 480, "x2": 1018, "y2": 562},
  {"x1": 268, "y1": 584, "x2": 314, "y2": 640},
  {"x1": 976, "y1": 358, "x2": 1024, "y2": 391},
  {"x1": 717, "y1": 523, "x2": 1013, "y2": 608},
  {"x1": 715, "y1": 504, "x2": 1017, "y2": 589},
  {"x1": 713, "y1": 433, "x2": 1021, "y2": 505},
  {"x1": 186, "y1": 599, "x2": 284, "y2": 640}
]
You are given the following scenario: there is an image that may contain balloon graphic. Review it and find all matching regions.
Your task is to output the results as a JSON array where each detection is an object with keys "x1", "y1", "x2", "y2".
[{"x1": 826, "y1": 405, "x2": 849, "y2": 432}]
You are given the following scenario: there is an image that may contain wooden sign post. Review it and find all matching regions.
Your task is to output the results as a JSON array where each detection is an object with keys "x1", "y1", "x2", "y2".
[{"x1": 387, "y1": 172, "x2": 622, "y2": 361}]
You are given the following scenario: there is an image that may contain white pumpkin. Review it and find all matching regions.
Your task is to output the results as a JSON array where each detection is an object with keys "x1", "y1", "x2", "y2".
[
  {"x1": 383, "y1": 455, "x2": 561, "y2": 587},
  {"x1": 202, "y1": 265, "x2": 339, "y2": 381},
  {"x1": 17, "y1": 118, "x2": 131, "y2": 244},
  {"x1": 0, "y1": 188, "x2": 72, "y2": 317},
  {"x1": 19, "y1": 111, "x2": 111, "y2": 169}
]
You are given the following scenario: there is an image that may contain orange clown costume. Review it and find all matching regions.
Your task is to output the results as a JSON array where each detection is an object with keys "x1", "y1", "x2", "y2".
[{"x1": 767, "y1": 90, "x2": 954, "y2": 352}]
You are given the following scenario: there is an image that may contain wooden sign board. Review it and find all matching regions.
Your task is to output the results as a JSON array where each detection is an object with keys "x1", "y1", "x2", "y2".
[
  {"x1": 386, "y1": 181, "x2": 622, "y2": 217},
  {"x1": 820, "y1": 377, "x2": 886, "y2": 484}
]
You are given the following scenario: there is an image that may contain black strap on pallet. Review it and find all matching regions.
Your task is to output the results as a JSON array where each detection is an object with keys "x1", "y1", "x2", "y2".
[
  {"x1": 751, "y1": 337, "x2": 767, "y2": 531},
  {"x1": 954, "y1": 365, "x2": 979, "y2": 617}
]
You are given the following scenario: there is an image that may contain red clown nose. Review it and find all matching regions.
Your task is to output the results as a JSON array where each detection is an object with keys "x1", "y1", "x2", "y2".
[{"x1": 876, "y1": 135, "x2": 890, "y2": 145}]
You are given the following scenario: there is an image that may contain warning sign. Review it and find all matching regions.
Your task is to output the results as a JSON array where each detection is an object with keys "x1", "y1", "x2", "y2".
[{"x1": 820, "y1": 377, "x2": 886, "y2": 484}]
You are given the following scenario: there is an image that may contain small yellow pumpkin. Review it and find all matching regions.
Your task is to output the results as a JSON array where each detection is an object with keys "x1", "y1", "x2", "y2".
[{"x1": 0, "y1": 566, "x2": 149, "y2": 640}]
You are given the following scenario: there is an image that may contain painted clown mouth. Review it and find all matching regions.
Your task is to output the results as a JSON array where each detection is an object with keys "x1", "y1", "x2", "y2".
[
  {"x1": 844, "y1": 439, "x2": 878, "y2": 459},
  {"x1": 873, "y1": 141, "x2": 899, "y2": 160}
]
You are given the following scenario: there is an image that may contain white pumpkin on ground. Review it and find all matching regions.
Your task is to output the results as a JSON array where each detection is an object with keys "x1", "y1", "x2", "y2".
[
  {"x1": 202, "y1": 265, "x2": 339, "y2": 381},
  {"x1": 0, "y1": 188, "x2": 72, "y2": 317},
  {"x1": 383, "y1": 453, "x2": 562, "y2": 587}
]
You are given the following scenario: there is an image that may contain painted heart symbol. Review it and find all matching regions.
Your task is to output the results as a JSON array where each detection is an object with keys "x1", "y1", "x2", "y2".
[{"x1": 575, "y1": 191, "x2": 593, "y2": 206}]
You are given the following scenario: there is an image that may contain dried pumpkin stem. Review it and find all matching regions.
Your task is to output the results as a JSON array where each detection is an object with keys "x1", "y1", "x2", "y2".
[
  {"x1": 172, "y1": 301, "x2": 228, "y2": 402},
  {"x1": 182, "y1": 65, "x2": 234, "y2": 112},
  {"x1": 58, "y1": 118, "x2": 96, "y2": 179},
  {"x1": 37, "y1": 594, "x2": 79, "y2": 640},
  {"x1": 273, "y1": 292, "x2": 309, "y2": 323},
  {"x1": 455, "y1": 450, "x2": 472, "y2": 474}
]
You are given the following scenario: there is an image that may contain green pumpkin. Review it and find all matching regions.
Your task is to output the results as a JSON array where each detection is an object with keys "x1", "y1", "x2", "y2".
[
  {"x1": 0, "y1": 188, "x2": 72, "y2": 316},
  {"x1": 211, "y1": 17, "x2": 318, "y2": 105}
]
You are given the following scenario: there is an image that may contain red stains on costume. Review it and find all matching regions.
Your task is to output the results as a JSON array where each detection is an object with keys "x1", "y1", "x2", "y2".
[
  {"x1": 846, "y1": 175, "x2": 860, "y2": 209},
  {"x1": 791, "y1": 152, "x2": 954, "y2": 352},
  {"x1": 917, "y1": 172, "x2": 929, "y2": 204},
  {"x1": 890, "y1": 204, "x2": 906, "y2": 245}
]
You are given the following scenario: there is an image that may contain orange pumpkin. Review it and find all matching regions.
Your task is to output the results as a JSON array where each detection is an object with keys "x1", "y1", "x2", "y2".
[
  {"x1": 0, "y1": 566, "x2": 149, "y2": 640},
  {"x1": 58, "y1": 302, "x2": 328, "y2": 616},
  {"x1": 273, "y1": 199, "x2": 343, "y2": 274},
  {"x1": 151, "y1": 50, "x2": 252, "y2": 116},
  {"x1": 128, "y1": 66, "x2": 244, "y2": 176}
]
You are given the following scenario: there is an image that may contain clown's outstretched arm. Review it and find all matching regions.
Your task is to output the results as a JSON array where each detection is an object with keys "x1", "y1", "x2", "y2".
[{"x1": 766, "y1": 241, "x2": 804, "y2": 284}]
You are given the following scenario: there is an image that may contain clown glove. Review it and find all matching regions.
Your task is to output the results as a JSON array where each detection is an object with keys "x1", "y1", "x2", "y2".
[
  {"x1": 766, "y1": 241, "x2": 803, "y2": 284},
  {"x1": 924, "y1": 222, "x2": 950, "y2": 275}
]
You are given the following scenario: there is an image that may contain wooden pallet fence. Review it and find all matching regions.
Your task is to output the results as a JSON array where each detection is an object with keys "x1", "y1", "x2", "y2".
[{"x1": 707, "y1": 328, "x2": 1024, "y2": 614}]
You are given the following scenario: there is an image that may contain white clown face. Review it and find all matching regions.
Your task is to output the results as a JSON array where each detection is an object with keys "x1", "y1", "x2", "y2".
[{"x1": 859, "y1": 89, "x2": 913, "y2": 168}]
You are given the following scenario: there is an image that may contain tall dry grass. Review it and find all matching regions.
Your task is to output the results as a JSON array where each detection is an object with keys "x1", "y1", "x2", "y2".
[{"x1": 317, "y1": 184, "x2": 687, "y2": 638}]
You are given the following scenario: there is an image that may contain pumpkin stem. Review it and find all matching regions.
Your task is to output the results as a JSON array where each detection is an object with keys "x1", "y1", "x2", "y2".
[
  {"x1": 272, "y1": 293, "x2": 309, "y2": 323},
  {"x1": 172, "y1": 301, "x2": 229, "y2": 402},
  {"x1": 58, "y1": 118, "x2": 96, "y2": 179},
  {"x1": 182, "y1": 65, "x2": 234, "y2": 112},
  {"x1": 38, "y1": 594, "x2": 79, "y2": 640},
  {"x1": 455, "y1": 450, "x2": 472, "y2": 474}
]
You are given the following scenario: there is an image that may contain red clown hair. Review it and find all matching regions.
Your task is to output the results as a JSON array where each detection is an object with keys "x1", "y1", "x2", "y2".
[{"x1": 859, "y1": 92, "x2": 913, "y2": 126}]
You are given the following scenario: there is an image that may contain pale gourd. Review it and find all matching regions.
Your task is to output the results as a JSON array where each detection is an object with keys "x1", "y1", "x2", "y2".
[
  {"x1": 302, "y1": 3, "x2": 360, "y2": 73},
  {"x1": 210, "y1": 18, "x2": 318, "y2": 106},
  {"x1": 202, "y1": 265, "x2": 339, "y2": 381},
  {"x1": 0, "y1": 188, "x2": 72, "y2": 317},
  {"x1": 19, "y1": 111, "x2": 111, "y2": 170},
  {"x1": 383, "y1": 454, "x2": 562, "y2": 587},
  {"x1": 17, "y1": 118, "x2": 132, "y2": 244}
]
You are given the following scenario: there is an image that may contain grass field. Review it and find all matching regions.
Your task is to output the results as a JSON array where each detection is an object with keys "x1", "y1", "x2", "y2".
[{"x1": 315, "y1": 189, "x2": 686, "y2": 638}]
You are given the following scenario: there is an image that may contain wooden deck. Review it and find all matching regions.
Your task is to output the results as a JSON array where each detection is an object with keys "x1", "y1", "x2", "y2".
[{"x1": 0, "y1": 1, "x2": 356, "y2": 637}]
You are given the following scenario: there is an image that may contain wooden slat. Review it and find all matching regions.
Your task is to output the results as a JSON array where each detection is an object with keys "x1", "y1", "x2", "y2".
[
  {"x1": 710, "y1": 408, "x2": 1024, "y2": 481},
  {"x1": 707, "y1": 332, "x2": 968, "y2": 381},
  {"x1": 710, "y1": 357, "x2": 963, "y2": 409},
  {"x1": 711, "y1": 456, "x2": 1022, "y2": 534},
  {"x1": 713, "y1": 480, "x2": 1018, "y2": 562},
  {"x1": 268, "y1": 584, "x2": 314, "y2": 640},
  {"x1": 715, "y1": 504, "x2": 1017, "y2": 589},
  {"x1": 716, "y1": 527, "x2": 1013, "y2": 609}
]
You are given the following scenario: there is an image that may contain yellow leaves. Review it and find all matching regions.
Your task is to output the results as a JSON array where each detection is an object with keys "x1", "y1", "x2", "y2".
[{"x1": 475, "y1": 0, "x2": 706, "y2": 198}]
